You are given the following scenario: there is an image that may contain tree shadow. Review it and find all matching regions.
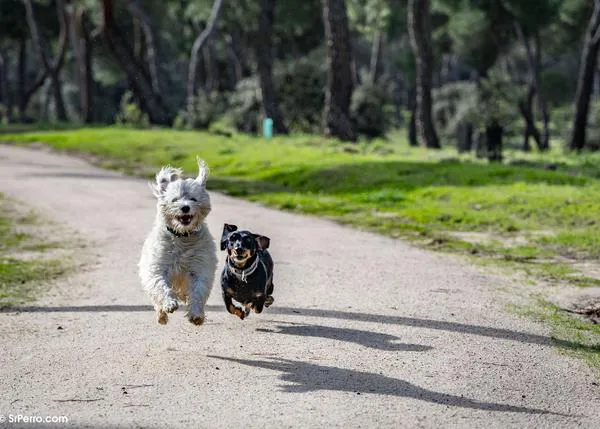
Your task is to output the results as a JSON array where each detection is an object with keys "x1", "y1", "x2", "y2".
[
  {"x1": 209, "y1": 355, "x2": 563, "y2": 415},
  {"x1": 257, "y1": 321, "x2": 432, "y2": 352},
  {"x1": 209, "y1": 160, "x2": 589, "y2": 200}
]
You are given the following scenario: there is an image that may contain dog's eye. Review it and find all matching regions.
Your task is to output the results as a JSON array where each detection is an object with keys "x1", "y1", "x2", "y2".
[
  {"x1": 189, "y1": 198, "x2": 197, "y2": 202},
  {"x1": 171, "y1": 197, "x2": 179, "y2": 203}
]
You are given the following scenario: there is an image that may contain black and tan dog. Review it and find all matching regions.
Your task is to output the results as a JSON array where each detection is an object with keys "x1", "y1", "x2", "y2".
[{"x1": 220, "y1": 223, "x2": 274, "y2": 319}]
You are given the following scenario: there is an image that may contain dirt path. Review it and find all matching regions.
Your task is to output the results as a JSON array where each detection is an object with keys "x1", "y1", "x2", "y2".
[{"x1": 0, "y1": 145, "x2": 598, "y2": 429}]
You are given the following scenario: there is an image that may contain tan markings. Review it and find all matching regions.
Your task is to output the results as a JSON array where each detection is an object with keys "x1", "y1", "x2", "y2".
[
  {"x1": 157, "y1": 310, "x2": 168, "y2": 325},
  {"x1": 170, "y1": 271, "x2": 190, "y2": 303}
]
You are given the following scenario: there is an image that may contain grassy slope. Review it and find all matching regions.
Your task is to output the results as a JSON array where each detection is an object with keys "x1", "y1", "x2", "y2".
[
  {"x1": 4, "y1": 128, "x2": 600, "y2": 272},
  {"x1": 0, "y1": 194, "x2": 69, "y2": 307}
]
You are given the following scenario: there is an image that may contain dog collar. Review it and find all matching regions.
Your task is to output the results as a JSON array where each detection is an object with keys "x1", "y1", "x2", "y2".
[
  {"x1": 227, "y1": 255, "x2": 261, "y2": 283},
  {"x1": 166, "y1": 226, "x2": 197, "y2": 237}
]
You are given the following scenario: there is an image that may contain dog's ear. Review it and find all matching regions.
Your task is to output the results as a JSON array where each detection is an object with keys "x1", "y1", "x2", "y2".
[
  {"x1": 220, "y1": 223, "x2": 238, "y2": 250},
  {"x1": 254, "y1": 234, "x2": 270, "y2": 250},
  {"x1": 196, "y1": 157, "x2": 209, "y2": 188},
  {"x1": 152, "y1": 166, "x2": 182, "y2": 197}
]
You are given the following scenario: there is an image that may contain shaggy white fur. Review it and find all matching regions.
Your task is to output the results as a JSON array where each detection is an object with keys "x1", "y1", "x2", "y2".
[{"x1": 138, "y1": 158, "x2": 217, "y2": 325}]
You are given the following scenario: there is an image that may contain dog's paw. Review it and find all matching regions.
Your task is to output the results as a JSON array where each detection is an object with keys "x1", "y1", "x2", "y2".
[
  {"x1": 188, "y1": 314, "x2": 205, "y2": 326},
  {"x1": 264, "y1": 295, "x2": 274, "y2": 307},
  {"x1": 232, "y1": 306, "x2": 248, "y2": 320},
  {"x1": 157, "y1": 311, "x2": 169, "y2": 325},
  {"x1": 162, "y1": 297, "x2": 179, "y2": 313}
]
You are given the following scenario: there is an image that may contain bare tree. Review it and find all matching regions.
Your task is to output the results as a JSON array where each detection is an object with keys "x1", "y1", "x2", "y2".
[
  {"x1": 515, "y1": 23, "x2": 549, "y2": 151},
  {"x1": 570, "y1": 0, "x2": 600, "y2": 151},
  {"x1": 22, "y1": 0, "x2": 69, "y2": 121},
  {"x1": 321, "y1": 0, "x2": 356, "y2": 141},
  {"x1": 186, "y1": 0, "x2": 224, "y2": 107},
  {"x1": 408, "y1": 0, "x2": 440, "y2": 148},
  {"x1": 369, "y1": 29, "x2": 383, "y2": 84},
  {"x1": 68, "y1": 7, "x2": 94, "y2": 123},
  {"x1": 100, "y1": 0, "x2": 171, "y2": 125},
  {"x1": 127, "y1": 0, "x2": 161, "y2": 95},
  {"x1": 0, "y1": 49, "x2": 12, "y2": 122},
  {"x1": 256, "y1": 0, "x2": 288, "y2": 134}
]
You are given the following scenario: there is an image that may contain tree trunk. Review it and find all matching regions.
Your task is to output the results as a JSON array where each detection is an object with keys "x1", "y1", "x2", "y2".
[
  {"x1": 17, "y1": 37, "x2": 26, "y2": 119},
  {"x1": 369, "y1": 29, "x2": 383, "y2": 84},
  {"x1": 69, "y1": 9, "x2": 94, "y2": 123},
  {"x1": 18, "y1": 36, "x2": 47, "y2": 121},
  {"x1": 186, "y1": 0, "x2": 224, "y2": 107},
  {"x1": 486, "y1": 122, "x2": 503, "y2": 163},
  {"x1": 100, "y1": 0, "x2": 171, "y2": 125},
  {"x1": 533, "y1": 31, "x2": 550, "y2": 150},
  {"x1": 321, "y1": 0, "x2": 356, "y2": 141},
  {"x1": 409, "y1": 106, "x2": 418, "y2": 146},
  {"x1": 515, "y1": 23, "x2": 548, "y2": 151},
  {"x1": 256, "y1": 0, "x2": 288, "y2": 134},
  {"x1": 519, "y1": 86, "x2": 541, "y2": 151},
  {"x1": 394, "y1": 71, "x2": 405, "y2": 127},
  {"x1": 408, "y1": 0, "x2": 441, "y2": 149},
  {"x1": 226, "y1": 34, "x2": 243, "y2": 86},
  {"x1": 22, "y1": 0, "x2": 69, "y2": 122},
  {"x1": 0, "y1": 49, "x2": 12, "y2": 123},
  {"x1": 456, "y1": 122, "x2": 473, "y2": 153},
  {"x1": 128, "y1": 0, "x2": 161, "y2": 95},
  {"x1": 570, "y1": 0, "x2": 600, "y2": 151}
]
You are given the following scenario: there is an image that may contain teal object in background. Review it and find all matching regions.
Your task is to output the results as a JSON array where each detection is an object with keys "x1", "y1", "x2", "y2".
[{"x1": 263, "y1": 118, "x2": 273, "y2": 139}]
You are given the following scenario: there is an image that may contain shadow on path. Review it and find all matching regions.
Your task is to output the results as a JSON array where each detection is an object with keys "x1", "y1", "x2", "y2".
[
  {"x1": 2, "y1": 304, "x2": 591, "y2": 352},
  {"x1": 210, "y1": 355, "x2": 563, "y2": 415},
  {"x1": 257, "y1": 321, "x2": 432, "y2": 352}
]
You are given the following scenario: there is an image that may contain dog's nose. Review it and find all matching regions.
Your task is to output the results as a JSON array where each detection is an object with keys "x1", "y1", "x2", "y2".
[{"x1": 181, "y1": 205, "x2": 190, "y2": 213}]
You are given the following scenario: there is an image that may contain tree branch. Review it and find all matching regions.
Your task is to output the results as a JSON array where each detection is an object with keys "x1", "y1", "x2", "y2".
[
  {"x1": 186, "y1": 0, "x2": 225, "y2": 105},
  {"x1": 127, "y1": 0, "x2": 161, "y2": 94}
]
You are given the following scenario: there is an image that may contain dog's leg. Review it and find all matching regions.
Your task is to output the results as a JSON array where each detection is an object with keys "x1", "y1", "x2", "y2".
[
  {"x1": 142, "y1": 271, "x2": 179, "y2": 317},
  {"x1": 223, "y1": 292, "x2": 246, "y2": 320},
  {"x1": 265, "y1": 278, "x2": 274, "y2": 307},
  {"x1": 187, "y1": 274, "x2": 213, "y2": 325},
  {"x1": 157, "y1": 308, "x2": 169, "y2": 325},
  {"x1": 252, "y1": 298, "x2": 265, "y2": 314}
]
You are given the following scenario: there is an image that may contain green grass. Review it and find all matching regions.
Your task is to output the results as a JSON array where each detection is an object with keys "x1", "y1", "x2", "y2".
[
  {"x1": 508, "y1": 301, "x2": 600, "y2": 371},
  {"x1": 3, "y1": 127, "x2": 600, "y2": 282},
  {"x1": 0, "y1": 194, "x2": 69, "y2": 307}
]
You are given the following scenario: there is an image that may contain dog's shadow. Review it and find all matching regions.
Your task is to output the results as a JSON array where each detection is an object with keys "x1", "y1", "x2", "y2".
[
  {"x1": 257, "y1": 322, "x2": 432, "y2": 352},
  {"x1": 209, "y1": 355, "x2": 559, "y2": 415}
]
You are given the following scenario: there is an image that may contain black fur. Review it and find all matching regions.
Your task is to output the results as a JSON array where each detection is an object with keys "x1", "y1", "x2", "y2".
[{"x1": 220, "y1": 224, "x2": 274, "y2": 319}]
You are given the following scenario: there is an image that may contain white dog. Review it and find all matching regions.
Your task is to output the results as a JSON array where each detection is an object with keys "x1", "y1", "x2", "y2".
[{"x1": 139, "y1": 158, "x2": 217, "y2": 325}]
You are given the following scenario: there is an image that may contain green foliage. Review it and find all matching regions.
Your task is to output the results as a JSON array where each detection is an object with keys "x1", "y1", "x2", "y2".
[
  {"x1": 175, "y1": 91, "x2": 229, "y2": 130},
  {"x1": 228, "y1": 77, "x2": 262, "y2": 134},
  {"x1": 275, "y1": 56, "x2": 326, "y2": 133},
  {"x1": 350, "y1": 82, "x2": 390, "y2": 138},
  {"x1": 115, "y1": 91, "x2": 150, "y2": 129},
  {"x1": 229, "y1": 56, "x2": 326, "y2": 134}
]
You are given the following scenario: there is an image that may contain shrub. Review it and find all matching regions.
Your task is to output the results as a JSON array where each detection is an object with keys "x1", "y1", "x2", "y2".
[
  {"x1": 350, "y1": 82, "x2": 390, "y2": 138},
  {"x1": 174, "y1": 91, "x2": 228, "y2": 130},
  {"x1": 228, "y1": 56, "x2": 326, "y2": 134},
  {"x1": 228, "y1": 77, "x2": 262, "y2": 134},
  {"x1": 115, "y1": 91, "x2": 149, "y2": 128}
]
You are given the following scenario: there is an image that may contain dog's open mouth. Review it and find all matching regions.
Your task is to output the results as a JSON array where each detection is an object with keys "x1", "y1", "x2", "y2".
[{"x1": 177, "y1": 214, "x2": 193, "y2": 226}]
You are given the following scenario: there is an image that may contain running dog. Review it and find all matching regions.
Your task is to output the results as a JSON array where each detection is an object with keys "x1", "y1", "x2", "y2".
[
  {"x1": 139, "y1": 158, "x2": 217, "y2": 325},
  {"x1": 220, "y1": 224, "x2": 274, "y2": 319}
]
